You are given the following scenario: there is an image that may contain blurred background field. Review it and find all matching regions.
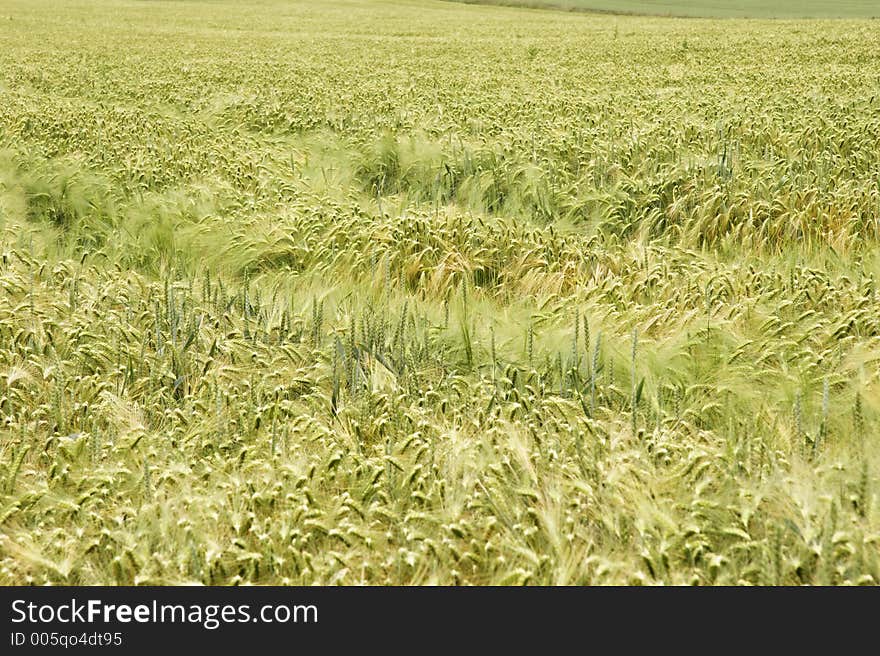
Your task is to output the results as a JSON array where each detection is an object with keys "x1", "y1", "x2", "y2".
[{"x1": 452, "y1": 0, "x2": 880, "y2": 18}]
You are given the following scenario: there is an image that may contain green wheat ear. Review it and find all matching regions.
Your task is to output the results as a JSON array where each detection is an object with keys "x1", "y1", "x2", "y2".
[
  {"x1": 590, "y1": 331, "x2": 601, "y2": 417},
  {"x1": 631, "y1": 327, "x2": 638, "y2": 435},
  {"x1": 527, "y1": 322, "x2": 534, "y2": 369}
]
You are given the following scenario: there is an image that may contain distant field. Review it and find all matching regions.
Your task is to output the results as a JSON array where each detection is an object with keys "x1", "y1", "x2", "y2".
[{"x1": 454, "y1": 0, "x2": 880, "y2": 18}]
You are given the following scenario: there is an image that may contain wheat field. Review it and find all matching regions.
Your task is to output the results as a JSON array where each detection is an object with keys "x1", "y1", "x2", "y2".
[
  {"x1": 451, "y1": 0, "x2": 880, "y2": 18},
  {"x1": 0, "y1": 0, "x2": 878, "y2": 585}
]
